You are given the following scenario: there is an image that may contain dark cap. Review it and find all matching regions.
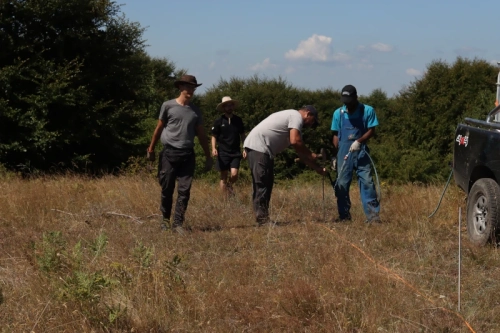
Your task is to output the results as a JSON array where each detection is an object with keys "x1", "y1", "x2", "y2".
[
  {"x1": 174, "y1": 74, "x2": 202, "y2": 89},
  {"x1": 301, "y1": 105, "x2": 319, "y2": 128},
  {"x1": 340, "y1": 85, "x2": 357, "y2": 104}
]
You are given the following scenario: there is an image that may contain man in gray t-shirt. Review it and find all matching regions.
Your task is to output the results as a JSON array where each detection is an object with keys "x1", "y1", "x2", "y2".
[
  {"x1": 158, "y1": 99, "x2": 203, "y2": 149},
  {"x1": 147, "y1": 75, "x2": 212, "y2": 233},
  {"x1": 243, "y1": 106, "x2": 326, "y2": 225}
]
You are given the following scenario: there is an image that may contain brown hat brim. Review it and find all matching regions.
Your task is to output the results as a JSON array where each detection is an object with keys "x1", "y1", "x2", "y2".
[{"x1": 174, "y1": 80, "x2": 202, "y2": 88}]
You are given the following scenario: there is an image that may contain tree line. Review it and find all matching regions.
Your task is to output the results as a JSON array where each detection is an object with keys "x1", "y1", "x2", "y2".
[{"x1": 1, "y1": 0, "x2": 498, "y2": 182}]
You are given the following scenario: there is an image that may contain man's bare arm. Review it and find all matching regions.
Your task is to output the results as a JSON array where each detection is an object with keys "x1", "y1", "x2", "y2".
[
  {"x1": 332, "y1": 131, "x2": 339, "y2": 151},
  {"x1": 290, "y1": 129, "x2": 324, "y2": 174},
  {"x1": 356, "y1": 127, "x2": 375, "y2": 144},
  {"x1": 211, "y1": 136, "x2": 218, "y2": 156},
  {"x1": 196, "y1": 125, "x2": 211, "y2": 158},
  {"x1": 147, "y1": 119, "x2": 165, "y2": 153}
]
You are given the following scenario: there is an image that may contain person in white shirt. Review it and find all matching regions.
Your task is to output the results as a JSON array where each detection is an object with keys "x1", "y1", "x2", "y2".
[{"x1": 243, "y1": 105, "x2": 326, "y2": 225}]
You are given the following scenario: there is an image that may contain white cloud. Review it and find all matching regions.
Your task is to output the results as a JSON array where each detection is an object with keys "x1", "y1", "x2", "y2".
[
  {"x1": 208, "y1": 61, "x2": 215, "y2": 70},
  {"x1": 331, "y1": 52, "x2": 350, "y2": 62},
  {"x1": 346, "y1": 59, "x2": 373, "y2": 70},
  {"x1": 285, "y1": 34, "x2": 331, "y2": 61},
  {"x1": 249, "y1": 58, "x2": 277, "y2": 71},
  {"x1": 358, "y1": 43, "x2": 393, "y2": 53},
  {"x1": 490, "y1": 60, "x2": 500, "y2": 66},
  {"x1": 357, "y1": 59, "x2": 374, "y2": 70},
  {"x1": 285, "y1": 66, "x2": 296, "y2": 74},
  {"x1": 370, "y1": 43, "x2": 393, "y2": 52},
  {"x1": 406, "y1": 68, "x2": 422, "y2": 76},
  {"x1": 285, "y1": 34, "x2": 349, "y2": 63}
]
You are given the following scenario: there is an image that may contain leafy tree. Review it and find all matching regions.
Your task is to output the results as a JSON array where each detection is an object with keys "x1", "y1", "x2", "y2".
[
  {"x1": 0, "y1": 0, "x2": 173, "y2": 173},
  {"x1": 378, "y1": 57, "x2": 497, "y2": 182},
  {"x1": 2, "y1": 4, "x2": 496, "y2": 187}
]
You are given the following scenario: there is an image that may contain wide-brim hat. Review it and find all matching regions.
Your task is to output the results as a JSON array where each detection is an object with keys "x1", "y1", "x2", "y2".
[
  {"x1": 216, "y1": 96, "x2": 239, "y2": 111},
  {"x1": 174, "y1": 74, "x2": 202, "y2": 88}
]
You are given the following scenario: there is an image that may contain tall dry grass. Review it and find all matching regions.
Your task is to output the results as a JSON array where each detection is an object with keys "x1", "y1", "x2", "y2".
[{"x1": 0, "y1": 174, "x2": 499, "y2": 332}]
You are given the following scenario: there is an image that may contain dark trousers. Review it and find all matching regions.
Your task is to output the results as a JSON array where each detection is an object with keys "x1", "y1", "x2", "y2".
[
  {"x1": 246, "y1": 149, "x2": 274, "y2": 222},
  {"x1": 158, "y1": 147, "x2": 195, "y2": 226}
]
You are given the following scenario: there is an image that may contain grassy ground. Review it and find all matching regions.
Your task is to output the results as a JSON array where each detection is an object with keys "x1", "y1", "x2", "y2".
[{"x1": 0, "y1": 174, "x2": 499, "y2": 332}]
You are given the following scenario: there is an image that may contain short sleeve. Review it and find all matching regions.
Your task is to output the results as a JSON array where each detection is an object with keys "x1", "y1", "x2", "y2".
[
  {"x1": 331, "y1": 109, "x2": 341, "y2": 131},
  {"x1": 158, "y1": 102, "x2": 169, "y2": 121},
  {"x1": 287, "y1": 112, "x2": 303, "y2": 131},
  {"x1": 211, "y1": 118, "x2": 221, "y2": 136},
  {"x1": 365, "y1": 106, "x2": 379, "y2": 128}
]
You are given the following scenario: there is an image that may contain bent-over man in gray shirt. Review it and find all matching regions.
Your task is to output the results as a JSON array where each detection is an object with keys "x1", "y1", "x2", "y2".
[{"x1": 243, "y1": 106, "x2": 326, "y2": 225}]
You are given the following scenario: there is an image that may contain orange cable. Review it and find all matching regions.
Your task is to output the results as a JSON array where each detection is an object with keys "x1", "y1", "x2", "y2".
[{"x1": 319, "y1": 224, "x2": 476, "y2": 333}]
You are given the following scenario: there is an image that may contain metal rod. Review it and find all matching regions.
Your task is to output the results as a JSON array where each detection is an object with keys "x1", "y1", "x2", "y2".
[
  {"x1": 493, "y1": 61, "x2": 500, "y2": 121},
  {"x1": 322, "y1": 174, "x2": 325, "y2": 222},
  {"x1": 496, "y1": 62, "x2": 500, "y2": 106},
  {"x1": 458, "y1": 207, "x2": 461, "y2": 312},
  {"x1": 320, "y1": 147, "x2": 326, "y2": 222},
  {"x1": 467, "y1": 114, "x2": 500, "y2": 128}
]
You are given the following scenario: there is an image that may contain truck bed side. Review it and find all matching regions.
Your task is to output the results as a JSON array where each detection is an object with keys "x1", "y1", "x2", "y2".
[{"x1": 453, "y1": 122, "x2": 500, "y2": 193}]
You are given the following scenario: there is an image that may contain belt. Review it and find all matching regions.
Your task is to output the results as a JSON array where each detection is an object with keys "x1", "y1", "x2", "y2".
[{"x1": 164, "y1": 144, "x2": 193, "y2": 151}]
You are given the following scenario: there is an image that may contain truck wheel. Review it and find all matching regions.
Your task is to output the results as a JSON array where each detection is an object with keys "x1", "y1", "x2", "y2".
[{"x1": 467, "y1": 178, "x2": 500, "y2": 246}]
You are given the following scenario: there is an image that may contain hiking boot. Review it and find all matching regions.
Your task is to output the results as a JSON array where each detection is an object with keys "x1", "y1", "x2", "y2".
[
  {"x1": 365, "y1": 217, "x2": 382, "y2": 224},
  {"x1": 173, "y1": 226, "x2": 185, "y2": 235},
  {"x1": 226, "y1": 183, "x2": 236, "y2": 197},
  {"x1": 160, "y1": 218, "x2": 171, "y2": 231},
  {"x1": 172, "y1": 225, "x2": 192, "y2": 235},
  {"x1": 256, "y1": 217, "x2": 271, "y2": 227},
  {"x1": 333, "y1": 214, "x2": 352, "y2": 223}
]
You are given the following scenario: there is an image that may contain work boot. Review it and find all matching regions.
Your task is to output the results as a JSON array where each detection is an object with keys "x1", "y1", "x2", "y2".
[
  {"x1": 255, "y1": 216, "x2": 271, "y2": 227},
  {"x1": 333, "y1": 214, "x2": 352, "y2": 223},
  {"x1": 365, "y1": 216, "x2": 382, "y2": 224},
  {"x1": 172, "y1": 225, "x2": 192, "y2": 235},
  {"x1": 160, "y1": 217, "x2": 171, "y2": 231},
  {"x1": 226, "y1": 183, "x2": 236, "y2": 198},
  {"x1": 173, "y1": 226, "x2": 186, "y2": 235}
]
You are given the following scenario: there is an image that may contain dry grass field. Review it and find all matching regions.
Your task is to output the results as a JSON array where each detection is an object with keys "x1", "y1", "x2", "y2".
[{"x1": 0, "y1": 174, "x2": 499, "y2": 332}]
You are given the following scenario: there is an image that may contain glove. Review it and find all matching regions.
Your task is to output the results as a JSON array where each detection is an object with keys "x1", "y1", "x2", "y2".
[
  {"x1": 349, "y1": 140, "x2": 361, "y2": 152},
  {"x1": 146, "y1": 150, "x2": 155, "y2": 162},
  {"x1": 331, "y1": 157, "x2": 337, "y2": 171},
  {"x1": 205, "y1": 157, "x2": 213, "y2": 171}
]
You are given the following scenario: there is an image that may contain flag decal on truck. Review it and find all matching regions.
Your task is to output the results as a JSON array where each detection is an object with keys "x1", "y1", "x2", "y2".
[{"x1": 456, "y1": 134, "x2": 469, "y2": 147}]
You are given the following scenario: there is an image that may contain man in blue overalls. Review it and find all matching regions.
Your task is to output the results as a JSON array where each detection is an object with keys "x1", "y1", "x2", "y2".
[{"x1": 331, "y1": 85, "x2": 381, "y2": 223}]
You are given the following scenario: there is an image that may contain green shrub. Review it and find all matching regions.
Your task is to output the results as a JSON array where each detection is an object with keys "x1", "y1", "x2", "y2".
[{"x1": 36, "y1": 231, "x2": 66, "y2": 273}]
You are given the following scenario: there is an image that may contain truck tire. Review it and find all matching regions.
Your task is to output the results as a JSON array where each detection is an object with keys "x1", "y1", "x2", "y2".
[{"x1": 467, "y1": 178, "x2": 500, "y2": 246}]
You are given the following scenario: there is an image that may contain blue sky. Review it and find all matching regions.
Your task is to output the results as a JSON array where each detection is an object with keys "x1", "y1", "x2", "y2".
[{"x1": 120, "y1": 0, "x2": 499, "y2": 97}]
